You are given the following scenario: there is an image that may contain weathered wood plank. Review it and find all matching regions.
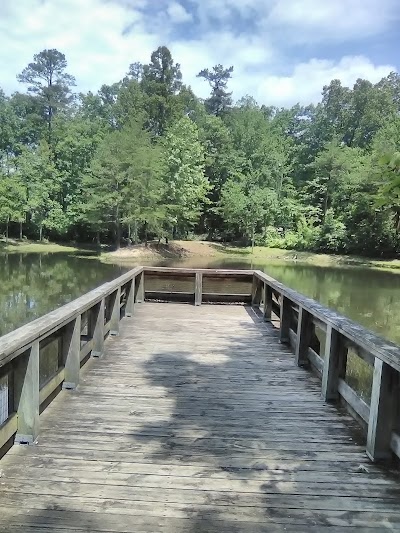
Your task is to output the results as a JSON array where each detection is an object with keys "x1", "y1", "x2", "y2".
[
  {"x1": 338, "y1": 379, "x2": 370, "y2": 423},
  {"x1": 62, "y1": 316, "x2": 81, "y2": 390},
  {"x1": 194, "y1": 272, "x2": 203, "y2": 306},
  {"x1": 14, "y1": 341, "x2": 39, "y2": 444},
  {"x1": 1, "y1": 301, "x2": 400, "y2": 532},
  {"x1": 367, "y1": 359, "x2": 400, "y2": 461}
]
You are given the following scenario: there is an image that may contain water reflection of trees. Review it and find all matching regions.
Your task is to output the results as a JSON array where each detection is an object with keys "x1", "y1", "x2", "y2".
[{"x1": 0, "y1": 253, "x2": 122, "y2": 336}]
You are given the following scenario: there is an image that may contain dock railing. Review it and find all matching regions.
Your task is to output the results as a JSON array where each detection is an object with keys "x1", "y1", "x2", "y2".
[{"x1": 0, "y1": 266, "x2": 399, "y2": 464}]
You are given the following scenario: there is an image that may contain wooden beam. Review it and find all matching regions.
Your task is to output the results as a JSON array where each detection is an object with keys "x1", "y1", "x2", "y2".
[
  {"x1": 279, "y1": 296, "x2": 292, "y2": 344},
  {"x1": 39, "y1": 368, "x2": 65, "y2": 405},
  {"x1": 263, "y1": 284, "x2": 273, "y2": 322},
  {"x1": 295, "y1": 307, "x2": 312, "y2": 366},
  {"x1": 62, "y1": 316, "x2": 82, "y2": 390},
  {"x1": 125, "y1": 278, "x2": 135, "y2": 317},
  {"x1": 90, "y1": 300, "x2": 105, "y2": 358},
  {"x1": 0, "y1": 413, "x2": 17, "y2": 449},
  {"x1": 195, "y1": 273, "x2": 203, "y2": 306},
  {"x1": 338, "y1": 379, "x2": 370, "y2": 423},
  {"x1": 14, "y1": 341, "x2": 39, "y2": 444},
  {"x1": 135, "y1": 272, "x2": 145, "y2": 303},
  {"x1": 251, "y1": 277, "x2": 262, "y2": 308},
  {"x1": 110, "y1": 288, "x2": 121, "y2": 336},
  {"x1": 322, "y1": 326, "x2": 347, "y2": 402},
  {"x1": 367, "y1": 359, "x2": 399, "y2": 461}
]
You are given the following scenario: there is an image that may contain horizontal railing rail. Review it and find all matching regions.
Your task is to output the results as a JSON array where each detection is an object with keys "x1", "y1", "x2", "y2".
[
  {"x1": 0, "y1": 266, "x2": 144, "y2": 451},
  {"x1": 143, "y1": 267, "x2": 253, "y2": 305},
  {"x1": 0, "y1": 265, "x2": 399, "y2": 467},
  {"x1": 252, "y1": 269, "x2": 400, "y2": 463}
]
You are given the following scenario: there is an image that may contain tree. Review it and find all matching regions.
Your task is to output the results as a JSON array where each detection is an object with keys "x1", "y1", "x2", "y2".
[
  {"x1": 16, "y1": 142, "x2": 64, "y2": 240},
  {"x1": 17, "y1": 49, "x2": 76, "y2": 140},
  {"x1": 0, "y1": 173, "x2": 26, "y2": 241},
  {"x1": 195, "y1": 112, "x2": 236, "y2": 237},
  {"x1": 375, "y1": 151, "x2": 400, "y2": 234},
  {"x1": 84, "y1": 120, "x2": 162, "y2": 247},
  {"x1": 197, "y1": 64, "x2": 234, "y2": 116},
  {"x1": 141, "y1": 46, "x2": 183, "y2": 135},
  {"x1": 162, "y1": 117, "x2": 209, "y2": 237},
  {"x1": 220, "y1": 175, "x2": 278, "y2": 250}
]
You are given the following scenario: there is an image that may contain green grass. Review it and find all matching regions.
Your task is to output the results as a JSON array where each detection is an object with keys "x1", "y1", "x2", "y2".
[
  {"x1": 216, "y1": 245, "x2": 400, "y2": 272},
  {"x1": 0, "y1": 239, "x2": 86, "y2": 254}
]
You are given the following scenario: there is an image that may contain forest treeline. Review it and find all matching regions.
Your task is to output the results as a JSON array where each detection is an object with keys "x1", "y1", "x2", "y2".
[{"x1": 1, "y1": 46, "x2": 400, "y2": 255}]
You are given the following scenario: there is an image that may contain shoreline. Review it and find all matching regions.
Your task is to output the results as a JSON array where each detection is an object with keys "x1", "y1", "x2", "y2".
[{"x1": 2, "y1": 239, "x2": 400, "y2": 273}]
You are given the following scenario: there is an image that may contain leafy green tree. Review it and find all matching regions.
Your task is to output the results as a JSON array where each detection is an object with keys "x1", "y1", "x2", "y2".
[
  {"x1": 220, "y1": 174, "x2": 278, "y2": 250},
  {"x1": 141, "y1": 46, "x2": 183, "y2": 135},
  {"x1": 17, "y1": 49, "x2": 76, "y2": 140},
  {"x1": 84, "y1": 120, "x2": 162, "y2": 247},
  {"x1": 16, "y1": 142, "x2": 64, "y2": 240},
  {"x1": 0, "y1": 173, "x2": 26, "y2": 241},
  {"x1": 197, "y1": 64, "x2": 234, "y2": 116},
  {"x1": 162, "y1": 117, "x2": 209, "y2": 237}
]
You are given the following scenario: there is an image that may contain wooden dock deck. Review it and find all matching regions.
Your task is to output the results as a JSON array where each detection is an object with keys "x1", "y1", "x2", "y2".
[{"x1": 1, "y1": 301, "x2": 400, "y2": 532}]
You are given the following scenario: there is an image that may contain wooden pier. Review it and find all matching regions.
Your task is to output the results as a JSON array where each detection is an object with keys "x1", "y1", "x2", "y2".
[{"x1": 0, "y1": 267, "x2": 400, "y2": 531}]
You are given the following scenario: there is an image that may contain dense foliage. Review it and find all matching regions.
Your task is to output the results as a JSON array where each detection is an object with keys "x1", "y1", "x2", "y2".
[{"x1": 1, "y1": 46, "x2": 400, "y2": 255}]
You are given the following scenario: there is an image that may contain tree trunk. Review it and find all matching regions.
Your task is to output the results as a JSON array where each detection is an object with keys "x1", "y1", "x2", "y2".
[
  {"x1": 5, "y1": 218, "x2": 9, "y2": 244},
  {"x1": 19, "y1": 221, "x2": 23, "y2": 240},
  {"x1": 115, "y1": 223, "x2": 121, "y2": 249},
  {"x1": 115, "y1": 206, "x2": 121, "y2": 249},
  {"x1": 133, "y1": 221, "x2": 138, "y2": 245},
  {"x1": 144, "y1": 222, "x2": 148, "y2": 247},
  {"x1": 251, "y1": 223, "x2": 255, "y2": 254},
  {"x1": 39, "y1": 225, "x2": 43, "y2": 242},
  {"x1": 96, "y1": 231, "x2": 101, "y2": 246}
]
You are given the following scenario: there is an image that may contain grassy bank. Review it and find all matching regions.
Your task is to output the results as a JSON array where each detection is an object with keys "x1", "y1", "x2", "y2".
[
  {"x1": 2, "y1": 238, "x2": 400, "y2": 272},
  {"x1": 102, "y1": 240, "x2": 400, "y2": 272},
  {"x1": 0, "y1": 239, "x2": 87, "y2": 254}
]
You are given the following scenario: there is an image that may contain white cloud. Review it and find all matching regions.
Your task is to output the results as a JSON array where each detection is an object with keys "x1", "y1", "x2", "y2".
[
  {"x1": 0, "y1": 0, "x2": 159, "y2": 94},
  {"x1": 167, "y1": 1, "x2": 192, "y2": 23},
  {"x1": 0, "y1": 0, "x2": 397, "y2": 107},
  {"x1": 254, "y1": 56, "x2": 396, "y2": 107},
  {"x1": 267, "y1": 0, "x2": 400, "y2": 42}
]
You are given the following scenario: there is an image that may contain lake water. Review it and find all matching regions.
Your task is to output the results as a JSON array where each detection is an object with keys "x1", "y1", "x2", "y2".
[
  {"x1": 0, "y1": 253, "x2": 123, "y2": 337},
  {"x1": 0, "y1": 251, "x2": 399, "y2": 402}
]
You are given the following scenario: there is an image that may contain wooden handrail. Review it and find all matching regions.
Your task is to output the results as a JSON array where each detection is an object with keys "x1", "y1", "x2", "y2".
[
  {"x1": 253, "y1": 270, "x2": 400, "y2": 372},
  {"x1": 252, "y1": 269, "x2": 400, "y2": 463}
]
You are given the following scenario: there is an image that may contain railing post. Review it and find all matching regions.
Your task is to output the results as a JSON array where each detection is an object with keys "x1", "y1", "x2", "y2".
[
  {"x1": 195, "y1": 272, "x2": 203, "y2": 306},
  {"x1": 90, "y1": 299, "x2": 105, "y2": 357},
  {"x1": 251, "y1": 276, "x2": 262, "y2": 307},
  {"x1": 279, "y1": 296, "x2": 291, "y2": 344},
  {"x1": 110, "y1": 287, "x2": 121, "y2": 336},
  {"x1": 125, "y1": 278, "x2": 135, "y2": 317},
  {"x1": 367, "y1": 359, "x2": 399, "y2": 461},
  {"x1": 136, "y1": 271, "x2": 145, "y2": 303},
  {"x1": 263, "y1": 284, "x2": 273, "y2": 322},
  {"x1": 295, "y1": 307, "x2": 312, "y2": 366},
  {"x1": 322, "y1": 326, "x2": 347, "y2": 401},
  {"x1": 14, "y1": 341, "x2": 39, "y2": 444},
  {"x1": 63, "y1": 315, "x2": 82, "y2": 390}
]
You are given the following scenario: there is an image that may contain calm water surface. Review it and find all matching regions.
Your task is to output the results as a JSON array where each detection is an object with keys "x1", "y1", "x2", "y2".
[{"x1": 0, "y1": 253, "x2": 124, "y2": 337}]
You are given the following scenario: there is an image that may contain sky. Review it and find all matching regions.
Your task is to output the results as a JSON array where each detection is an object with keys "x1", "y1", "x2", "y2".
[{"x1": 0, "y1": 0, "x2": 399, "y2": 107}]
